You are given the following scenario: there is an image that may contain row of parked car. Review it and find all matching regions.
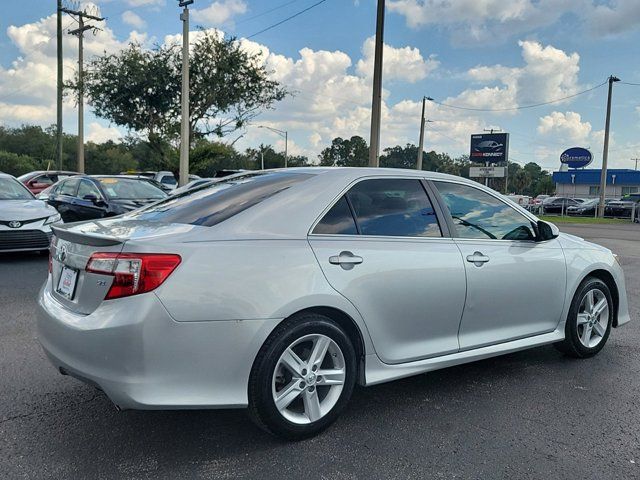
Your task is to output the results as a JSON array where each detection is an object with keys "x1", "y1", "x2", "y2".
[
  {"x1": 0, "y1": 169, "x2": 244, "y2": 253},
  {"x1": 507, "y1": 193, "x2": 640, "y2": 218}
]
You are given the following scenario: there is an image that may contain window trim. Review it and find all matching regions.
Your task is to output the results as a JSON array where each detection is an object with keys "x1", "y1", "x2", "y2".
[
  {"x1": 428, "y1": 179, "x2": 539, "y2": 244},
  {"x1": 308, "y1": 175, "x2": 451, "y2": 239}
]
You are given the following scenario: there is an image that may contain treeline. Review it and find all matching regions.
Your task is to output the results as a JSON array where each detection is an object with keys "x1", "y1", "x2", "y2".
[{"x1": 0, "y1": 125, "x2": 554, "y2": 196}]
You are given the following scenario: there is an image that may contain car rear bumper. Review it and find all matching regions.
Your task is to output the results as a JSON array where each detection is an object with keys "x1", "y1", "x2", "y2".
[{"x1": 36, "y1": 277, "x2": 281, "y2": 410}]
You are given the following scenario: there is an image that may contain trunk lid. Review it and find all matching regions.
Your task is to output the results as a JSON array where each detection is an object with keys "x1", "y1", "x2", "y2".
[{"x1": 49, "y1": 219, "x2": 195, "y2": 314}]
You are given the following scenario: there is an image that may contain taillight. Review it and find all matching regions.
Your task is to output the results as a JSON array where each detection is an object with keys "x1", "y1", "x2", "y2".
[{"x1": 86, "y1": 253, "x2": 181, "y2": 300}]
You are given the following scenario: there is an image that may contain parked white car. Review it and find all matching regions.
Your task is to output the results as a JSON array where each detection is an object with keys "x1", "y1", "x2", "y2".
[
  {"x1": 37, "y1": 168, "x2": 630, "y2": 439},
  {"x1": 0, "y1": 173, "x2": 61, "y2": 253}
]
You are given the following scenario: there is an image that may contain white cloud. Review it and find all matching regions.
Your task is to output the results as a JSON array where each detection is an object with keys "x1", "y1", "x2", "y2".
[
  {"x1": 192, "y1": 0, "x2": 247, "y2": 27},
  {"x1": 442, "y1": 40, "x2": 582, "y2": 114},
  {"x1": 121, "y1": 11, "x2": 146, "y2": 29},
  {"x1": 588, "y1": 0, "x2": 640, "y2": 36},
  {"x1": 537, "y1": 111, "x2": 592, "y2": 142},
  {"x1": 86, "y1": 122, "x2": 123, "y2": 143},
  {"x1": 124, "y1": 0, "x2": 165, "y2": 7},
  {"x1": 387, "y1": 0, "x2": 640, "y2": 44},
  {"x1": 356, "y1": 36, "x2": 439, "y2": 82}
]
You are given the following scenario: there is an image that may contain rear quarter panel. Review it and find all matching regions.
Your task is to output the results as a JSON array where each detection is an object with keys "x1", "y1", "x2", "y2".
[{"x1": 152, "y1": 239, "x2": 376, "y2": 352}]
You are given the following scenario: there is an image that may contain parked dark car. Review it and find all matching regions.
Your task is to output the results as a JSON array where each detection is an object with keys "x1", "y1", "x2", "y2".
[
  {"x1": 542, "y1": 197, "x2": 584, "y2": 214},
  {"x1": 47, "y1": 175, "x2": 167, "y2": 222},
  {"x1": 605, "y1": 194, "x2": 640, "y2": 218},
  {"x1": 566, "y1": 198, "x2": 616, "y2": 216},
  {"x1": 18, "y1": 170, "x2": 79, "y2": 194}
]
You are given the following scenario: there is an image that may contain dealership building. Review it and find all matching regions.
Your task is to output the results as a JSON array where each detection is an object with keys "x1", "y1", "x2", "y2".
[{"x1": 552, "y1": 168, "x2": 640, "y2": 198}]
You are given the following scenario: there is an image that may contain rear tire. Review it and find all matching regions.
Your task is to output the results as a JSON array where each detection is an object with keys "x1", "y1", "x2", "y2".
[
  {"x1": 248, "y1": 312, "x2": 357, "y2": 440},
  {"x1": 555, "y1": 276, "x2": 613, "y2": 358}
]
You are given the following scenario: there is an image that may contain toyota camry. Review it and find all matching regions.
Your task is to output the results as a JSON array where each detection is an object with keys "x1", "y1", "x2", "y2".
[{"x1": 37, "y1": 168, "x2": 631, "y2": 439}]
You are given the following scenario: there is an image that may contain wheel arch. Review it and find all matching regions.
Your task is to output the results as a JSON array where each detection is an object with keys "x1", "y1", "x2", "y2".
[
  {"x1": 585, "y1": 269, "x2": 620, "y2": 327},
  {"x1": 276, "y1": 306, "x2": 368, "y2": 385}
]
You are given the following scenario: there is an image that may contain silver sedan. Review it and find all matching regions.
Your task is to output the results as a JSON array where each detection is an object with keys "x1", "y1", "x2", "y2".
[{"x1": 37, "y1": 168, "x2": 631, "y2": 439}]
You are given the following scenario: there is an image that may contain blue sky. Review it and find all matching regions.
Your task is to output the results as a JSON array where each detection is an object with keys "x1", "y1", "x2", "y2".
[{"x1": 1, "y1": 0, "x2": 639, "y2": 170}]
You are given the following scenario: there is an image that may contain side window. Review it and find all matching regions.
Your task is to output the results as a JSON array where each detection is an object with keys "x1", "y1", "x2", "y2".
[
  {"x1": 59, "y1": 178, "x2": 80, "y2": 197},
  {"x1": 77, "y1": 180, "x2": 102, "y2": 199},
  {"x1": 35, "y1": 175, "x2": 54, "y2": 186},
  {"x1": 434, "y1": 181, "x2": 535, "y2": 241},
  {"x1": 346, "y1": 178, "x2": 442, "y2": 237},
  {"x1": 313, "y1": 196, "x2": 358, "y2": 235}
]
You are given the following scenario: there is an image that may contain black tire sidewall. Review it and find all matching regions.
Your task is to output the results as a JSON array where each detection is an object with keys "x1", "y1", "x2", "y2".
[
  {"x1": 565, "y1": 278, "x2": 613, "y2": 358},
  {"x1": 249, "y1": 314, "x2": 357, "y2": 440}
]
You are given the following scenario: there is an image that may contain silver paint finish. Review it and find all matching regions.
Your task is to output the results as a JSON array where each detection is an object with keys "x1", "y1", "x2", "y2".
[{"x1": 36, "y1": 167, "x2": 632, "y2": 410}]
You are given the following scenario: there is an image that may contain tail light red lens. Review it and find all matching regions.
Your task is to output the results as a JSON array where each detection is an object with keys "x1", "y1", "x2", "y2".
[{"x1": 86, "y1": 253, "x2": 181, "y2": 300}]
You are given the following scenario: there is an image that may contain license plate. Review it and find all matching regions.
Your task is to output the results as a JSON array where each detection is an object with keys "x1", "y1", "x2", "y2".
[{"x1": 57, "y1": 266, "x2": 78, "y2": 300}]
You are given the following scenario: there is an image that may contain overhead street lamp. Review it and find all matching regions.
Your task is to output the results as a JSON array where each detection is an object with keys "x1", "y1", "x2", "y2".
[{"x1": 257, "y1": 125, "x2": 288, "y2": 167}]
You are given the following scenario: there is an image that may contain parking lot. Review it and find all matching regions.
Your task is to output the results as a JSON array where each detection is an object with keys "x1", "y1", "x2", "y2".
[{"x1": 1, "y1": 223, "x2": 638, "y2": 479}]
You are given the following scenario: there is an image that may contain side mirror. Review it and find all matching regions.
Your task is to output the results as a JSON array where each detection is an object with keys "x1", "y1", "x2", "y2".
[
  {"x1": 83, "y1": 194, "x2": 104, "y2": 206},
  {"x1": 535, "y1": 220, "x2": 559, "y2": 241}
]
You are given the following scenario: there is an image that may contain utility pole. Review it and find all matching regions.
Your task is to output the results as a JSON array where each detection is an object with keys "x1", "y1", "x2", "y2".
[
  {"x1": 368, "y1": 0, "x2": 385, "y2": 167},
  {"x1": 56, "y1": 0, "x2": 63, "y2": 170},
  {"x1": 178, "y1": 0, "x2": 193, "y2": 186},
  {"x1": 416, "y1": 96, "x2": 433, "y2": 170},
  {"x1": 598, "y1": 75, "x2": 620, "y2": 217},
  {"x1": 258, "y1": 125, "x2": 288, "y2": 167},
  {"x1": 632, "y1": 158, "x2": 639, "y2": 170},
  {"x1": 62, "y1": 6, "x2": 104, "y2": 174}
]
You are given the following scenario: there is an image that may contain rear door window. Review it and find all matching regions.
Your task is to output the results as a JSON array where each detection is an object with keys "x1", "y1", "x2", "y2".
[
  {"x1": 344, "y1": 178, "x2": 442, "y2": 237},
  {"x1": 313, "y1": 197, "x2": 358, "y2": 235}
]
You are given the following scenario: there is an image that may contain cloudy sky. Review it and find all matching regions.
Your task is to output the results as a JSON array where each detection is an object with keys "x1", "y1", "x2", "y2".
[{"x1": 1, "y1": 0, "x2": 639, "y2": 170}]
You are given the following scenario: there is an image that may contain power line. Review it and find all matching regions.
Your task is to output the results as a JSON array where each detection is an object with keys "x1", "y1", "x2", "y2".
[
  {"x1": 428, "y1": 80, "x2": 608, "y2": 112},
  {"x1": 245, "y1": 0, "x2": 328, "y2": 39},
  {"x1": 620, "y1": 81, "x2": 640, "y2": 86},
  {"x1": 235, "y1": 0, "x2": 303, "y2": 26}
]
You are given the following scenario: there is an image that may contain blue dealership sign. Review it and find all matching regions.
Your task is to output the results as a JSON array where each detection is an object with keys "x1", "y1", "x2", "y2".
[{"x1": 560, "y1": 147, "x2": 593, "y2": 169}]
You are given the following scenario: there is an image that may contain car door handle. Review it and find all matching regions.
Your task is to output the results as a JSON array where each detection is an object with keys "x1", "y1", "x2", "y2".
[
  {"x1": 329, "y1": 251, "x2": 363, "y2": 270},
  {"x1": 466, "y1": 251, "x2": 490, "y2": 267}
]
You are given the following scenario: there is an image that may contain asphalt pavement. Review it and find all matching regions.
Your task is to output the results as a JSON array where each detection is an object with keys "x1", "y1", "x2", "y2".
[{"x1": 1, "y1": 223, "x2": 639, "y2": 479}]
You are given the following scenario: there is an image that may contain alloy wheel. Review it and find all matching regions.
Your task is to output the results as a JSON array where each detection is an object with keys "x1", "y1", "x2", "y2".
[
  {"x1": 272, "y1": 334, "x2": 346, "y2": 424},
  {"x1": 577, "y1": 288, "x2": 610, "y2": 348}
]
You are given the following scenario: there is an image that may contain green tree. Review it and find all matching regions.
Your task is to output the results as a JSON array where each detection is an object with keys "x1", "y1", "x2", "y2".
[
  {"x1": 0, "y1": 151, "x2": 41, "y2": 176},
  {"x1": 319, "y1": 136, "x2": 369, "y2": 167},
  {"x1": 71, "y1": 31, "x2": 286, "y2": 166},
  {"x1": 380, "y1": 144, "x2": 420, "y2": 169}
]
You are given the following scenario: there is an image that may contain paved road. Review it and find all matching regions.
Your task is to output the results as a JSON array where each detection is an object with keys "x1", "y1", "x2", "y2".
[{"x1": 1, "y1": 224, "x2": 639, "y2": 479}]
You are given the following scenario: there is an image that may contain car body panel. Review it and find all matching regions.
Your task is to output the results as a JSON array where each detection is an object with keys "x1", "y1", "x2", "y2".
[{"x1": 309, "y1": 236, "x2": 466, "y2": 363}]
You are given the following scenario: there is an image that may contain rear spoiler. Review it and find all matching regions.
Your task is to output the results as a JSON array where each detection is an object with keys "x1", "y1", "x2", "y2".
[{"x1": 51, "y1": 225, "x2": 122, "y2": 247}]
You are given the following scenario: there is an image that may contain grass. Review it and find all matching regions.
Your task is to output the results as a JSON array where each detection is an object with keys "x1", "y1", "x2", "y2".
[{"x1": 538, "y1": 215, "x2": 633, "y2": 225}]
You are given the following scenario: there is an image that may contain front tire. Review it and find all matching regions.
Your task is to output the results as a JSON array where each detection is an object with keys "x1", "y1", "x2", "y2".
[
  {"x1": 555, "y1": 277, "x2": 613, "y2": 358},
  {"x1": 248, "y1": 312, "x2": 357, "y2": 440}
]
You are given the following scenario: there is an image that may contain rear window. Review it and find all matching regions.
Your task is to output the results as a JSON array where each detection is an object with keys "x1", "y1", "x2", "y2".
[
  {"x1": 127, "y1": 171, "x2": 313, "y2": 227},
  {"x1": 97, "y1": 177, "x2": 166, "y2": 200}
]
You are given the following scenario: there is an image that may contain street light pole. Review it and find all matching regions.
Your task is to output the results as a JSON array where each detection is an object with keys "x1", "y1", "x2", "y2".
[
  {"x1": 257, "y1": 125, "x2": 288, "y2": 167},
  {"x1": 368, "y1": 0, "x2": 385, "y2": 167},
  {"x1": 598, "y1": 75, "x2": 620, "y2": 217},
  {"x1": 178, "y1": 0, "x2": 193, "y2": 187}
]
